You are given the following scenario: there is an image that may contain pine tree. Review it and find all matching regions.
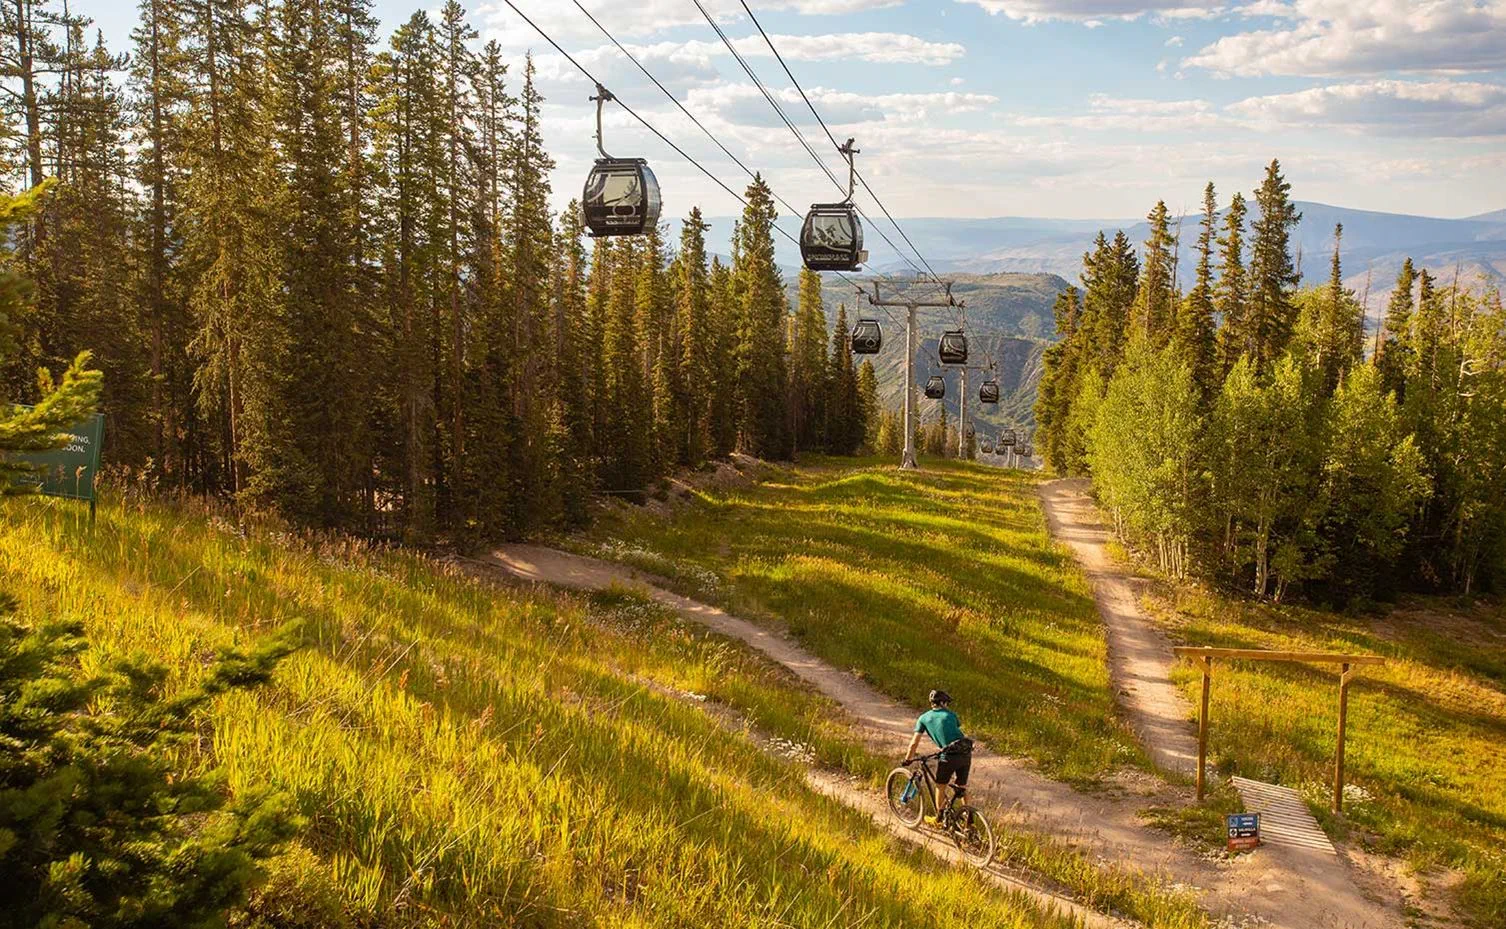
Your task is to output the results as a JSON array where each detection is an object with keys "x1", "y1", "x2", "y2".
[
  {"x1": 856, "y1": 357, "x2": 879, "y2": 453},
  {"x1": 1131, "y1": 200, "x2": 1176, "y2": 345},
  {"x1": 1245, "y1": 159, "x2": 1302, "y2": 372},
  {"x1": 1214, "y1": 192, "x2": 1249, "y2": 376},
  {"x1": 676, "y1": 209, "x2": 713, "y2": 464},
  {"x1": 1177, "y1": 183, "x2": 1218, "y2": 400},
  {"x1": 129, "y1": 0, "x2": 195, "y2": 482},
  {"x1": 269, "y1": 0, "x2": 370, "y2": 523},
  {"x1": 790, "y1": 268, "x2": 827, "y2": 453},
  {"x1": 179, "y1": 0, "x2": 296, "y2": 506},
  {"x1": 1296, "y1": 222, "x2": 1363, "y2": 394},
  {"x1": 1375, "y1": 257, "x2": 1415, "y2": 399},
  {"x1": 732, "y1": 176, "x2": 789, "y2": 459},
  {"x1": 601, "y1": 238, "x2": 652, "y2": 497},
  {"x1": 707, "y1": 256, "x2": 738, "y2": 456}
]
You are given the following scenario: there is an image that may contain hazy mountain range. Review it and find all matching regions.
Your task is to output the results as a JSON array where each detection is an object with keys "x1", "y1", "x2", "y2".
[{"x1": 707, "y1": 201, "x2": 1506, "y2": 438}]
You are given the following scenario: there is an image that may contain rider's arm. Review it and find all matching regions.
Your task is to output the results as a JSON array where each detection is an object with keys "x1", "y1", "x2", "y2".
[{"x1": 904, "y1": 730, "x2": 923, "y2": 761}]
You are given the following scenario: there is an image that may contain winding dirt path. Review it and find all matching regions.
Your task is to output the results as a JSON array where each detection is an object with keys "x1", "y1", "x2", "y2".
[
  {"x1": 1038, "y1": 479, "x2": 1404, "y2": 929},
  {"x1": 476, "y1": 541, "x2": 1403, "y2": 928}
]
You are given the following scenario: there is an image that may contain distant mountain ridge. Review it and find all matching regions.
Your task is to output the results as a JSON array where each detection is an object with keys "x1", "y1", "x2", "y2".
[{"x1": 688, "y1": 200, "x2": 1504, "y2": 436}]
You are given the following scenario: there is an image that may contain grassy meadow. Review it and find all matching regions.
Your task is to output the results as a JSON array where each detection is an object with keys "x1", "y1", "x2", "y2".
[
  {"x1": 2, "y1": 493, "x2": 1091, "y2": 929},
  {"x1": 1146, "y1": 584, "x2": 1506, "y2": 926},
  {"x1": 576, "y1": 456, "x2": 1145, "y2": 784}
]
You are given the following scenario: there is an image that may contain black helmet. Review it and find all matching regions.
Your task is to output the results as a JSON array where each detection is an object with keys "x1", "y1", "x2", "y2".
[{"x1": 928, "y1": 689, "x2": 951, "y2": 707}]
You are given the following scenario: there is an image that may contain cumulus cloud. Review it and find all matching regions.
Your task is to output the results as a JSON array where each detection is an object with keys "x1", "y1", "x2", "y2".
[
  {"x1": 1185, "y1": 0, "x2": 1506, "y2": 77},
  {"x1": 684, "y1": 83, "x2": 999, "y2": 130},
  {"x1": 1014, "y1": 93, "x2": 1227, "y2": 130},
  {"x1": 953, "y1": 0, "x2": 1222, "y2": 24},
  {"x1": 1165, "y1": 34, "x2": 1184, "y2": 46},
  {"x1": 1227, "y1": 79, "x2": 1506, "y2": 137},
  {"x1": 478, "y1": 0, "x2": 904, "y2": 48}
]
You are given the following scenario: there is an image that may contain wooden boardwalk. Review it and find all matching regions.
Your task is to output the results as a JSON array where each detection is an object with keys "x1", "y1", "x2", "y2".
[{"x1": 1231, "y1": 776, "x2": 1337, "y2": 855}]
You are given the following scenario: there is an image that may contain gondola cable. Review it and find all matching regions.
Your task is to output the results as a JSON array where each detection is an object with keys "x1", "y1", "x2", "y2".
[
  {"x1": 737, "y1": 0, "x2": 943, "y2": 282},
  {"x1": 688, "y1": 0, "x2": 925, "y2": 278}
]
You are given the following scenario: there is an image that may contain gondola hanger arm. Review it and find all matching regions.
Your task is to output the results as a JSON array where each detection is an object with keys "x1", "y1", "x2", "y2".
[{"x1": 591, "y1": 83, "x2": 615, "y2": 160}]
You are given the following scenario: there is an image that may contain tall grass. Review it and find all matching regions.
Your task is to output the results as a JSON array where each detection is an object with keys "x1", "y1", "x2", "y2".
[
  {"x1": 578, "y1": 456, "x2": 1145, "y2": 784},
  {"x1": 2, "y1": 494, "x2": 1078, "y2": 928},
  {"x1": 1148, "y1": 584, "x2": 1506, "y2": 927}
]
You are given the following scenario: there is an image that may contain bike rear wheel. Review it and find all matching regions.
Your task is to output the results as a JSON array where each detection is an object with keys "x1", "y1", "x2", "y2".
[
  {"x1": 952, "y1": 805, "x2": 995, "y2": 867},
  {"x1": 885, "y1": 767, "x2": 925, "y2": 828}
]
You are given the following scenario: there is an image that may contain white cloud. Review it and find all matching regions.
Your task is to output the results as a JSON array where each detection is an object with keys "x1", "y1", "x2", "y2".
[
  {"x1": 953, "y1": 0, "x2": 1222, "y2": 24},
  {"x1": 1165, "y1": 34, "x2": 1184, "y2": 46},
  {"x1": 478, "y1": 0, "x2": 904, "y2": 49},
  {"x1": 684, "y1": 83, "x2": 999, "y2": 130},
  {"x1": 1227, "y1": 79, "x2": 1506, "y2": 137},
  {"x1": 951, "y1": 76, "x2": 967, "y2": 85},
  {"x1": 1013, "y1": 93, "x2": 1227, "y2": 130},
  {"x1": 1185, "y1": 0, "x2": 1506, "y2": 77}
]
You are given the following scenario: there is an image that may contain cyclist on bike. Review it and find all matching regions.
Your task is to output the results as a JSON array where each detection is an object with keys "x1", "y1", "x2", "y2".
[{"x1": 904, "y1": 689, "x2": 972, "y2": 824}]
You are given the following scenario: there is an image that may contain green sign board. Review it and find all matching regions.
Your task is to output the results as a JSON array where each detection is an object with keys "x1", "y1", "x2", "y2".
[{"x1": 10, "y1": 409, "x2": 105, "y2": 501}]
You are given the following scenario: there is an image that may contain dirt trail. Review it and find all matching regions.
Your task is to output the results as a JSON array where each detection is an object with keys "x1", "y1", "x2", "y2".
[
  {"x1": 1037, "y1": 479, "x2": 1199, "y2": 778},
  {"x1": 1037, "y1": 479, "x2": 1403, "y2": 929},
  {"x1": 479, "y1": 543, "x2": 1403, "y2": 928}
]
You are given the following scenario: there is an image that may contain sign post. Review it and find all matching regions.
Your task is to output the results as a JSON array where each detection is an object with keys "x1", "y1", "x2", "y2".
[
  {"x1": 9, "y1": 410, "x2": 105, "y2": 521},
  {"x1": 1227, "y1": 813, "x2": 1261, "y2": 852}
]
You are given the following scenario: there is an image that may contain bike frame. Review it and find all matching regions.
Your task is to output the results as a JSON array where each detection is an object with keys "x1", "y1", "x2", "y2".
[{"x1": 903, "y1": 751, "x2": 963, "y2": 819}]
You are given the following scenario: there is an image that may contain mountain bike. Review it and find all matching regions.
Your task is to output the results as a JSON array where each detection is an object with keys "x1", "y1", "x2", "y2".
[{"x1": 886, "y1": 747, "x2": 996, "y2": 867}]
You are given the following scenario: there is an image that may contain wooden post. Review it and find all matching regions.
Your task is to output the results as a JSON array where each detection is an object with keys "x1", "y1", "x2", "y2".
[
  {"x1": 1197, "y1": 656, "x2": 1212, "y2": 801},
  {"x1": 1335, "y1": 662, "x2": 1352, "y2": 813}
]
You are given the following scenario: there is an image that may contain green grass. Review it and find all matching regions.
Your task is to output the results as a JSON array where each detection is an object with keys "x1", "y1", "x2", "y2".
[
  {"x1": 2, "y1": 493, "x2": 1088, "y2": 929},
  {"x1": 1145, "y1": 583, "x2": 1506, "y2": 927},
  {"x1": 576, "y1": 456, "x2": 1146, "y2": 785}
]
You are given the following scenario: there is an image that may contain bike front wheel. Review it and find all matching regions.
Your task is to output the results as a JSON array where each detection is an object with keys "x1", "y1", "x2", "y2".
[
  {"x1": 952, "y1": 805, "x2": 995, "y2": 867},
  {"x1": 885, "y1": 767, "x2": 925, "y2": 828}
]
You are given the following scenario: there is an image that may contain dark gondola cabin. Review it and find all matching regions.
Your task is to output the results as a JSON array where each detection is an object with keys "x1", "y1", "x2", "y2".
[
  {"x1": 1000, "y1": 431, "x2": 1015, "y2": 447},
  {"x1": 582, "y1": 158, "x2": 662, "y2": 237},
  {"x1": 981, "y1": 440, "x2": 995, "y2": 454},
  {"x1": 851, "y1": 318, "x2": 882, "y2": 355},
  {"x1": 801, "y1": 205, "x2": 866, "y2": 271},
  {"x1": 938, "y1": 330, "x2": 968, "y2": 365},
  {"x1": 924, "y1": 375, "x2": 945, "y2": 399},
  {"x1": 979, "y1": 379, "x2": 1000, "y2": 404}
]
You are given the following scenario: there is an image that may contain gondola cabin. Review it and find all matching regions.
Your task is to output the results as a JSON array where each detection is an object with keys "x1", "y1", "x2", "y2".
[
  {"x1": 938, "y1": 330, "x2": 968, "y2": 366},
  {"x1": 1000, "y1": 431, "x2": 1016, "y2": 447},
  {"x1": 851, "y1": 318, "x2": 882, "y2": 355},
  {"x1": 801, "y1": 204, "x2": 866, "y2": 271},
  {"x1": 924, "y1": 375, "x2": 945, "y2": 399},
  {"x1": 582, "y1": 158, "x2": 662, "y2": 237},
  {"x1": 979, "y1": 379, "x2": 1000, "y2": 404},
  {"x1": 981, "y1": 440, "x2": 995, "y2": 454}
]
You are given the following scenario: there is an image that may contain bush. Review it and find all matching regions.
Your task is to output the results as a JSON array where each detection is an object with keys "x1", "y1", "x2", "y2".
[{"x1": 0, "y1": 596, "x2": 301, "y2": 929}]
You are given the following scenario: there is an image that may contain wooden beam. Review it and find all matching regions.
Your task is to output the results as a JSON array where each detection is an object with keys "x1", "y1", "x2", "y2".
[
  {"x1": 1172, "y1": 647, "x2": 1385, "y2": 666},
  {"x1": 1335, "y1": 662, "x2": 1353, "y2": 813},
  {"x1": 1197, "y1": 656, "x2": 1211, "y2": 801}
]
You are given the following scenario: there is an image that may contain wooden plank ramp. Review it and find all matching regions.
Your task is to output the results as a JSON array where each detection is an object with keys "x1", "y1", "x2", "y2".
[{"x1": 1231, "y1": 776, "x2": 1336, "y2": 855}]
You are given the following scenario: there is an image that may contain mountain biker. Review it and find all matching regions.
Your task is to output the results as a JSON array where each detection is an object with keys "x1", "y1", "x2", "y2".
[{"x1": 904, "y1": 689, "x2": 972, "y2": 824}]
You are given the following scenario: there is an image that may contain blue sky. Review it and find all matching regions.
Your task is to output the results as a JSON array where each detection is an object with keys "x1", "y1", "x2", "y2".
[{"x1": 74, "y1": 1, "x2": 1506, "y2": 223}]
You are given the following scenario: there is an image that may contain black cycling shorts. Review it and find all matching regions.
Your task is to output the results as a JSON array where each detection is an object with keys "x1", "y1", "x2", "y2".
[{"x1": 936, "y1": 754, "x2": 971, "y2": 791}]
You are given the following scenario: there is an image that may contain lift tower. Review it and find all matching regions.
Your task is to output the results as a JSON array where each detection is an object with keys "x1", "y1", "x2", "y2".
[{"x1": 864, "y1": 277, "x2": 961, "y2": 470}]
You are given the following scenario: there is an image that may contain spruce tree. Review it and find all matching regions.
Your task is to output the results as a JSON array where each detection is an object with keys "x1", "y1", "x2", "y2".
[
  {"x1": 1131, "y1": 200, "x2": 1177, "y2": 345},
  {"x1": 1178, "y1": 183, "x2": 1218, "y2": 400},
  {"x1": 1376, "y1": 258, "x2": 1416, "y2": 399},
  {"x1": 790, "y1": 268, "x2": 828, "y2": 453},
  {"x1": 1245, "y1": 159, "x2": 1302, "y2": 372},
  {"x1": 732, "y1": 176, "x2": 789, "y2": 459},
  {"x1": 676, "y1": 209, "x2": 713, "y2": 464},
  {"x1": 1214, "y1": 191, "x2": 1249, "y2": 376}
]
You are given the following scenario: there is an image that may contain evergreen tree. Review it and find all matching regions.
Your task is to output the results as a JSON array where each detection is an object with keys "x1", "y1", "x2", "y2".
[
  {"x1": 1131, "y1": 200, "x2": 1177, "y2": 345},
  {"x1": 1245, "y1": 159, "x2": 1302, "y2": 372},
  {"x1": 1375, "y1": 257, "x2": 1416, "y2": 399},
  {"x1": 856, "y1": 357, "x2": 879, "y2": 453},
  {"x1": 732, "y1": 177, "x2": 789, "y2": 459},
  {"x1": 1214, "y1": 191, "x2": 1249, "y2": 376},
  {"x1": 790, "y1": 268, "x2": 827, "y2": 453},
  {"x1": 676, "y1": 209, "x2": 713, "y2": 464},
  {"x1": 1295, "y1": 223, "x2": 1363, "y2": 394},
  {"x1": 1178, "y1": 183, "x2": 1218, "y2": 400}
]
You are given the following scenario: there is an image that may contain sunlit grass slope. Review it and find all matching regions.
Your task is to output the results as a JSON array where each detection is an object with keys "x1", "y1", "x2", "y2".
[
  {"x1": 0, "y1": 496, "x2": 1074, "y2": 929},
  {"x1": 580, "y1": 456, "x2": 1143, "y2": 783},
  {"x1": 1149, "y1": 586, "x2": 1506, "y2": 926}
]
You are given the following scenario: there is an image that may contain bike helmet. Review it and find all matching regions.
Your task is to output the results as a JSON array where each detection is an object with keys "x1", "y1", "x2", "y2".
[{"x1": 928, "y1": 689, "x2": 951, "y2": 707}]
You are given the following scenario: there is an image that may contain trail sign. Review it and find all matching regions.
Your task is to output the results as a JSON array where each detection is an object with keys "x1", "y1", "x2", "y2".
[
  {"x1": 1227, "y1": 813, "x2": 1260, "y2": 852},
  {"x1": 9, "y1": 408, "x2": 105, "y2": 505}
]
